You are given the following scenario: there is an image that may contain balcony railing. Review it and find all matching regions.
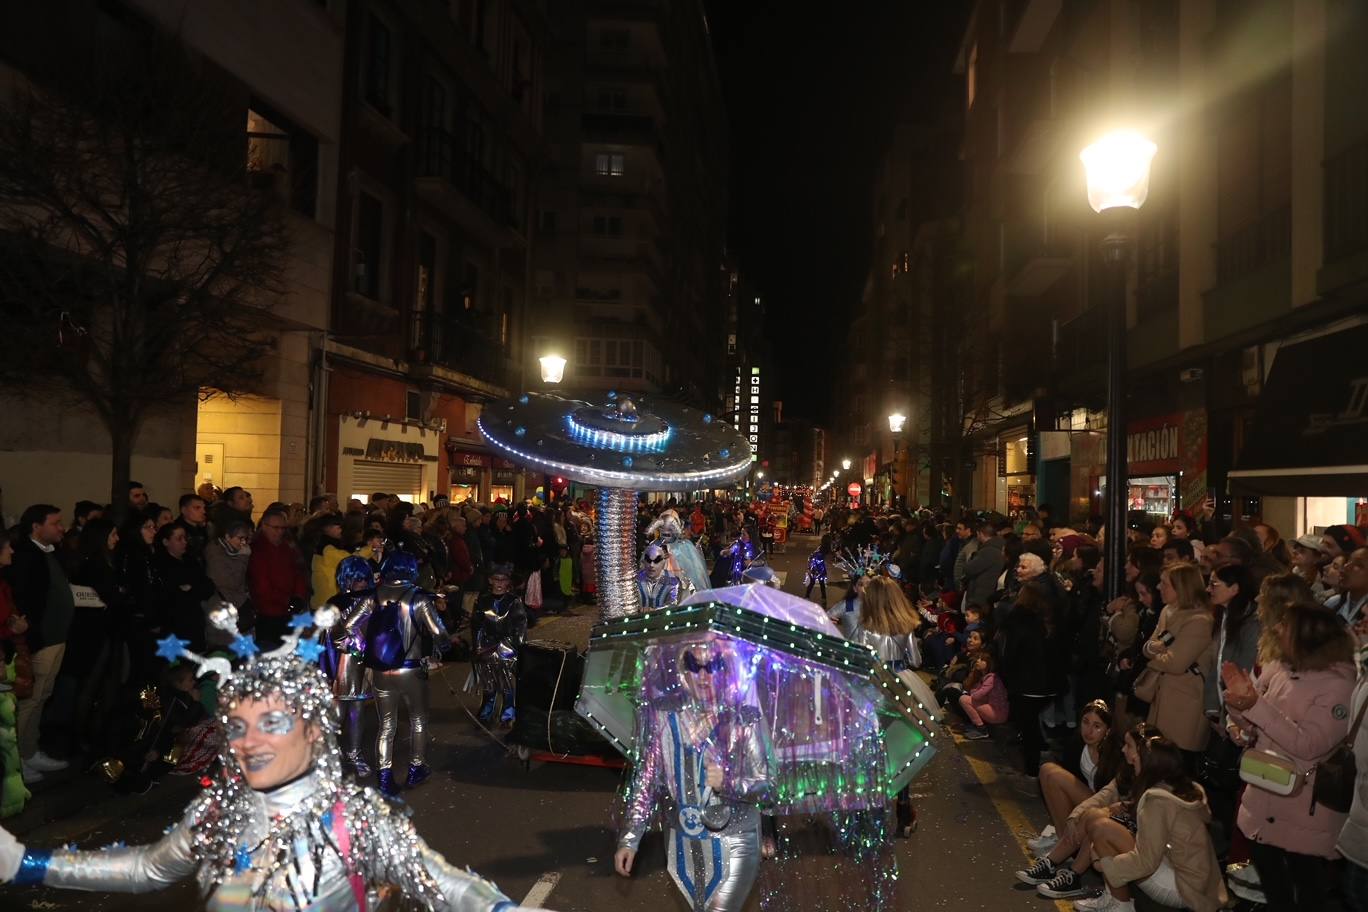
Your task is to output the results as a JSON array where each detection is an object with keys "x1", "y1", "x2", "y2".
[
  {"x1": 411, "y1": 309, "x2": 511, "y2": 387},
  {"x1": 1325, "y1": 136, "x2": 1368, "y2": 263},
  {"x1": 415, "y1": 127, "x2": 517, "y2": 231},
  {"x1": 1215, "y1": 204, "x2": 1290, "y2": 284}
]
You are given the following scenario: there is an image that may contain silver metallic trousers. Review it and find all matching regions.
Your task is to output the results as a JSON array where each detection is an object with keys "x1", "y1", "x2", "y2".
[
  {"x1": 667, "y1": 825, "x2": 761, "y2": 912},
  {"x1": 374, "y1": 667, "x2": 429, "y2": 770}
]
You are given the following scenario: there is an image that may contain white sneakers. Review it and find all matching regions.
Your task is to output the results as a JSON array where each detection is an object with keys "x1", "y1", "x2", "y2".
[
  {"x1": 26, "y1": 751, "x2": 69, "y2": 773},
  {"x1": 1027, "y1": 824, "x2": 1058, "y2": 854},
  {"x1": 1073, "y1": 892, "x2": 1134, "y2": 912},
  {"x1": 20, "y1": 761, "x2": 44, "y2": 784}
]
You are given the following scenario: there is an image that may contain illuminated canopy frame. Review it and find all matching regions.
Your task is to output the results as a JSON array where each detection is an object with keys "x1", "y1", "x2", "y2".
[{"x1": 577, "y1": 584, "x2": 939, "y2": 803}]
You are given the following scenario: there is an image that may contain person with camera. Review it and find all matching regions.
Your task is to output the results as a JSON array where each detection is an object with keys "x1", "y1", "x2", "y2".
[{"x1": 1224, "y1": 599, "x2": 1356, "y2": 911}]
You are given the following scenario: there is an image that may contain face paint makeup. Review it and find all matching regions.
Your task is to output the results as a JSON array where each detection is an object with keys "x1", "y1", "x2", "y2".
[{"x1": 258, "y1": 710, "x2": 296, "y2": 736}]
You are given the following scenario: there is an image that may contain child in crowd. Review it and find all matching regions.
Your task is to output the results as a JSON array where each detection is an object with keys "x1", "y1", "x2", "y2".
[{"x1": 956, "y1": 651, "x2": 1008, "y2": 739}]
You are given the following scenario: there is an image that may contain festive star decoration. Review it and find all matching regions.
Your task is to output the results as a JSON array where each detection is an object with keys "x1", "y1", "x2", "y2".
[
  {"x1": 229, "y1": 635, "x2": 260, "y2": 659},
  {"x1": 234, "y1": 844, "x2": 252, "y2": 873},
  {"x1": 288, "y1": 612, "x2": 315, "y2": 631},
  {"x1": 294, "y1": 638, "x2": 325, "y2": 663},
  {"x1": 155, "y1": 634, "x2": 190, "y2": 662}
]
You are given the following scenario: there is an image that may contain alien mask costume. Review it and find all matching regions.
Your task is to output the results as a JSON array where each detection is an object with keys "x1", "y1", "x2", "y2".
[
  {"x1": 347, "y1": 552, "x2": 450, "y2": 795},
  {"x1": 647, "y1": 510, "x2": 710, "y2": 595},
  {"x1": 0, "y1": 607, "x2": 539, "y2": 912}
]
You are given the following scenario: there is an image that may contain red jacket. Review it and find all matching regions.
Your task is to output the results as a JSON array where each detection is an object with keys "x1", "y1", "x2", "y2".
[
  {"x1": 447, "y1": 535, "x2": 474, "y2": 587},
  {"x1": 247, "y1": 535, "x2": 308, "y2": 619}
]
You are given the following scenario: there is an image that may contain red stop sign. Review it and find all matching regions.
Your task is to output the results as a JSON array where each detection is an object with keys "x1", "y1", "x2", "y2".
[{"x1": 847, "y1": 482, "x2": 862, "y2": 496}]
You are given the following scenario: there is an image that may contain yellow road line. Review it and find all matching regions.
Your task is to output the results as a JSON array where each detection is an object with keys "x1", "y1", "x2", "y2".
[{"x1": 956, "y1": 734, "x2": 1072, "y2": 912}]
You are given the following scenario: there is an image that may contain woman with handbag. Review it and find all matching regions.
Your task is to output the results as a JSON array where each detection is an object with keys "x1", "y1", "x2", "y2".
[
  {"x1": 1224, "y1": 599, "x2": 1356, "y2": 911},
  {"x1": 1337, "y1": 640, "x2": 1368, "y2": 912},
  {"x1": 1139, "y1": 563, "x2": 1215, "y2": 766}
]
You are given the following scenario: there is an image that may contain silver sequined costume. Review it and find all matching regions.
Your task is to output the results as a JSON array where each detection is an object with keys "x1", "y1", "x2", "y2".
[
  {"x1": 471, "y1": 593, "x2": 527, "y2": 722},
  {"x1": 619, "y1": 706, "x2": 774, "y2": 912},
  {"x1": 637, "y1": 568, "x2": 682, "y2": 611},
  {"x1": 347, "y1": 582, "x2": 449, "y2": 772},
  {"x1": 9, "y1": 771, "x2": 516, "y2": 911}
]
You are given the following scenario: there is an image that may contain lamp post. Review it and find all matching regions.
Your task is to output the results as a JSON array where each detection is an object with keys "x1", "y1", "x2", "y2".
[
  {"x1": 537, "y1": 353, "x2": 567, "y2": 502},
  {"x1": 1080, "y1": 130, "x2": 1156, "y2": 601},
  {"x1": 887, "y1": 412, "x2": 906, "y2": 510},
  {"x1": 841, "y1": 458, "x2": 852, "y2": 471}
]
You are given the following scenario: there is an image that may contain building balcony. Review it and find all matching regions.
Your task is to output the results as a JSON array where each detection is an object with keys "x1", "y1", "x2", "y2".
[
  {"x1": 581, "y1": 111, "x2": 665, "y2": 157},
  {"x1": 579, "y1": 237, "x2": 665, "y2": 287},
  {"x1": 1320, "y1": 135, "x2": 1368, "y2": 294},
  {"x1": 409, "y1": 309, "x2": 513, "y2": 393},
  {"x1": 414, "y1": 128, "x2": 524, "y2": 245},
  {"x1": 1216, "y1": 204, "x2": 1290, "y2": 285}
]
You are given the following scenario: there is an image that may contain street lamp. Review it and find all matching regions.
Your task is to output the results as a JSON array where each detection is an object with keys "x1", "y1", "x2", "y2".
[
  {"x1": 841, "y1": 458, "x2": 851, "y2": 471},
  {"x1": 539, "y1": 353, "x2": 567, "y2": 384},
  {"x1": 1080, "y1": 129, "x2": 1156, "y2": 601},
  {"x1": 887, "y1": 411, "x2": 907, "y2": 510},
  {"x1": 757, "y1": 470, "x2": 765, "y2": 480}
]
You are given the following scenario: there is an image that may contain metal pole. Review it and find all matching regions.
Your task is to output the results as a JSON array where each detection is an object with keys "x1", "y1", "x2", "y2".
[
  {"x1": 596, "y1": 487, "x2": 641, "y2": 621},
  {"x1": 1101, "y1": 209, "x2": 1133, "y2": 602}
]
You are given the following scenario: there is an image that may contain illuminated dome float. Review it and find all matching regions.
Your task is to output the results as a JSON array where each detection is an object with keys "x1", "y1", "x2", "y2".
[
  {"x1": 478, "y1": 391, "x2": 753, "y2": 621},
  {"x1": 581, "y1": 584, "x2": 939, "y2": 910}
]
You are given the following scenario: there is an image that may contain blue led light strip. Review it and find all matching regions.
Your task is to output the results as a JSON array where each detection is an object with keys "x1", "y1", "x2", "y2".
[
  {"x1": 565, "y1": 415, "x2": 672, "y2": 453},
  {"x1": 478, "y1": 417, "x2": 750, "y2": 487}
]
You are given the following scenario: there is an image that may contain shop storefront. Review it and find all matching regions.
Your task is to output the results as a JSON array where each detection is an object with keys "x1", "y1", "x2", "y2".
[
  {"x1": 998, "y1": 428, "x2": 1035, "y2": 516},
  {"x1": 447, "y1": 448, "x2": 489, "y2": 504},
  {"x1": 337, "y1": 415, "x2": 441, "y2": 505},
  {"x1": 1089, "y1": 410, "x2": 1210, "y2": 526},
  {"x1": 492, "y1": 458, "x2": 517, "y2": 504}
]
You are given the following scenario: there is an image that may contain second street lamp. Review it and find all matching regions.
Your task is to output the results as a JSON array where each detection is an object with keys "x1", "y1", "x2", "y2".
[
  {"x1": 539, "y1": 353, "x2": 567, "y2": 385},
  {"x1": 1080, "y1": 129, "x2": 1156, "y2": 601}
]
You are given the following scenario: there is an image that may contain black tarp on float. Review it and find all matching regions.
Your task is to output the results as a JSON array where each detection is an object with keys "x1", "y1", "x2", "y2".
[{"x1": 1228, "y1": 322, "x2": 1368, "y2": 497}]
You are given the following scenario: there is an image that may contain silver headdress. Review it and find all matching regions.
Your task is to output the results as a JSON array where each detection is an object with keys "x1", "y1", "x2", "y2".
[
  {"x1": 155, "y1": 607, "x2": 450, "y2": 909},
  {"x1": 832, "y1": 546, "x2": 897, "y2": 581}
]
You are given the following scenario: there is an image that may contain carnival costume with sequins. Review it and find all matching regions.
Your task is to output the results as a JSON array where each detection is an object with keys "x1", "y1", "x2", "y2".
[
  {"x1": 321, "y1": 556, "x2": 377, "y2": 775},
  {"x1": 637, "y1": 543, "x2": 682, "y2": 611},
  {"x1": 471, "y1": 588, "x2": 527, "y2": 725},
  {"x1": 647, "y1": 511, "x2": 710, "y2": 595},
  {"x1": 346, "y1": 552, "x2": 449, "y2": 794},
  {"x1": 619, "y1": 701, "x2": 774, "y2": 912},
  {"x1": 0, "y1": 606, "x2": 535, "y2": 912},
  {"x1": 725, "y1": 537, "x2": 757, "y2": 587}
]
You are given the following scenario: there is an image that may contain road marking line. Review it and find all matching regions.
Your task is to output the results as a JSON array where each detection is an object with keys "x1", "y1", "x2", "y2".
[
  {"x1": 520, "y1": 871, "x2": 561, "y2": 907},
  {"x1": 957, "y1": 736, "x2": 1072, "y2": 912}
]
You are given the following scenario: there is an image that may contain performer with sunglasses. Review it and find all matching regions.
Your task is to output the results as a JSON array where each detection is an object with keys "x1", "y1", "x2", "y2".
[
  {"x1": 615, "y1": 639, "x2": 774, "y2": 912},
  {"x1": 637, "y1": 542, "x2": 682, "y2": 611}
]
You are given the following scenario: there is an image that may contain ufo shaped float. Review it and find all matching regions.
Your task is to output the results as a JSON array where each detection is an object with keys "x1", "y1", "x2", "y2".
[{"x1": 478, "y1": 392, "x2": 752, "y2": 619}]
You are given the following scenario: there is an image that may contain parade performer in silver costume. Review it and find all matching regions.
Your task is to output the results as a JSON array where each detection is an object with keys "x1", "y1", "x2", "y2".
[
  {"x1": 646, "y1": 509, "x2": 710, "y2": 595},
  {"x1": 346, "y1": 552, "x2": 450, "y2": 796},
  {"x1": 321, "y1": 556, "x2": 376, "y2": 776},
  {"x1": 614, "y1": 639, "x2": 774, "y2": 912},
  {"x1": 471, "y1": 563, "x2": 527, "y2": 727},
  {"x1": 637, "y1": 542, "x2": 682, "y2": 611},
  {"x1": 0, "y1": 606, "x2": 544, "y2": 912}
]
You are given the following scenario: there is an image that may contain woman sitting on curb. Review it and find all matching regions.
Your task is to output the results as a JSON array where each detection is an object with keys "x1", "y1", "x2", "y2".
[
  {"x1": 1016, "y1": 722, "x2": 1151, "y2": 901},
  {"x1": 1025, "y1": 699, "x2": 1122, "y2": 857}
]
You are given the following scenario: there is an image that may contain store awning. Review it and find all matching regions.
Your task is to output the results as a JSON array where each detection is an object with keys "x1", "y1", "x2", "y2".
[{"x1": 1228, "y1": 323, "x2": 1368, "y2": 497}]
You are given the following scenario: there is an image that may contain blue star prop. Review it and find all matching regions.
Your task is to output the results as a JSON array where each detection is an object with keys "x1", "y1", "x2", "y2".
[
  {"x1": 295, "y1": 638, "x2": 325, "y2": 663},
  {"x1": 287, "y1": 611, "x2": 315, "y2": 631},
  {"x1": 155, "y1": 634, "x2": 190, "y2": 662},
  {"x1": 234, "y1": 845, "x2": 252, "y2": 873},
  {"x1": 229, "y1": 635, "x2": 260, "y2": 659}
]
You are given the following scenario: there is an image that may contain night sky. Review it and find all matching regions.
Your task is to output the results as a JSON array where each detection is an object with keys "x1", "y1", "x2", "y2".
[{"x1": 704, "y1": 2, "x2": 968, "y2": 425}]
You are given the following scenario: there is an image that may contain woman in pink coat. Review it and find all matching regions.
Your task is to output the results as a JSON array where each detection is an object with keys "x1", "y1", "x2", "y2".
[{"x1": 1224, "y1": 599, "x2": 1357, "y2": 911}]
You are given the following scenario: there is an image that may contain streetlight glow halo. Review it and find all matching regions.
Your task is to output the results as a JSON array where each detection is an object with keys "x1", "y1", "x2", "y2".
[{"x1": 1079, "y1": 130, "x2": 1157, "y2": 213}]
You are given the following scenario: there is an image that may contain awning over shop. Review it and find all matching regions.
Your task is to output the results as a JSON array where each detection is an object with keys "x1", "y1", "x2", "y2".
[{"x1": 1228, "y1": 323, "x2": 1368, "y2": 497}]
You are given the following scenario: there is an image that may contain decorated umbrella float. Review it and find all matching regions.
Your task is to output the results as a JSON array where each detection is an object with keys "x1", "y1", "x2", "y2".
[{"x1": 478, "y1": 392, "x2": 752, "y2": 620}]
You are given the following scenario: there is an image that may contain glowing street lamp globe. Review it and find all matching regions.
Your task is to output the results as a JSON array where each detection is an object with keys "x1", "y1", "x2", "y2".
[
  {"x1": 539, "y1": 354, "x2": 567, "y2": 384},
  {"x1": 841, "y1": 458, "x2": 852, "y2": 471},
  {"x1": 887, "y1": 412, "x2": 907, "y2": 434},
  {"x1": 1079, "y1": 130, "x2": 1157, "y2": 213}
]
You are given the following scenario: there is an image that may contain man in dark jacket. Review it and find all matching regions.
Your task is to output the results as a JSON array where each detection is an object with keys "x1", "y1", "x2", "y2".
[
  {"x1": 210, "y1": 487, "x2": 255, "y2": 540},
  {"x1": 8, "y1": 504, "x2": 76, "y2": 781},
  {"x1": 247, "y1": 507, "x2": 307, "y2": 648},
  {"x1": 962, "y1": 525, "x2": 1005, "y2": 610}
]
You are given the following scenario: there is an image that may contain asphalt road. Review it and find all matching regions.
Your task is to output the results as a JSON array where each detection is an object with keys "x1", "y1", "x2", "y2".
[{"x1": 0, "y1": 534, "x2": 1080, "y2": 912}]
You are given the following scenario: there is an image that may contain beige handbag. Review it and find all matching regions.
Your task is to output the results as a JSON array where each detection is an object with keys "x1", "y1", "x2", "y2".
[{"x1": 1131, "y1": 666, "x2": 1161, "y2": 702}]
